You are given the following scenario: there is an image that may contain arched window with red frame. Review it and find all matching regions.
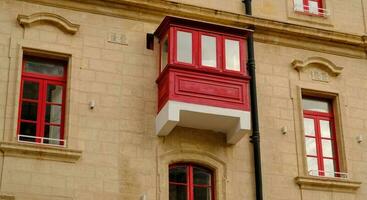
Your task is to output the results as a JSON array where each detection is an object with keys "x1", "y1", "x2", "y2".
[
  {"x1": 302, "y1": 97, "x2": 340, "y2": 177},
  {"x1": 169, "y1": 163, "x2": 215, "y2": 200},
  {"x1": 17, "y1": 55, "x2": 67, "y2": 146}
]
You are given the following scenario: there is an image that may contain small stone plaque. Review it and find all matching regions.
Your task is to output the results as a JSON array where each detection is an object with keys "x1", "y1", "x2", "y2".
[
  {"x1": 108, "y1": 32, "x2": 128, "y2": 45},
  {"x1": 311, "y1": 70, "x2": 329, "y2": 82}
]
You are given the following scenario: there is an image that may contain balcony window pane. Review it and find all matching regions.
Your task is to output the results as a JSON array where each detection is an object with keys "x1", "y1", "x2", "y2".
[
  {"x1": 305, "y1": 137, "x2": 317, "y2": 156},
  {"x1": 322, "y1": 139, "x2": 333, "y2": 157},
  {"x1": 21, "y1": 102, "x2": 38, "y2": 121},
  {"x1": 169, "y1": 184, "x2": 187, "y2": 200},
  {"x1": 47, "y1": 85, "x2": 63, "y2": 104},
  {"x1": 161, "y1": 36, "x2": 168, "y2": 71},
  {"x1": 169, "y1": 166, "x2": 187, "y2": 183},
  {"x1": 177, "y1": 31, "x2": 192, "y2": 63},
  {"x1": 303, "y1": 118, "x2": 315, "y2": 136},
  {"x1": 45, "y1": 104, "x2": 62, "y2": 124},
  {"x1": 294, "y1": 0, "x2": 304, "y2": 11},
  {"x1": 307, "y1": 157, "x2": 319, "y2": 176},
  {"x1": 323, "y1": 159, "x2": 335, "y2": 177},
  {"x1": 320, "y1": 120, "x2": 331, "y2": 138},
  {"x1": 201, "y1": 35, "x2": 217, "y2": 67},
  {"x1": 302, "y1": 98, "x2": 330, "y2": 113},
  {"x1": 44, "y1": 125, "x2": 61, "y2": 144},
  {"x1": 19, "y1": 122, "x2": 36, "y2": 142},
  {"x1": 23, "y1": 81, "x2": 39, "y2": 100},
  {"x1": 193, "y1": 167, "x2": 211, "y2": 185},
  {"x1": 309, "y1": 1, "x2": 319, "y2": 14},
  {"x1": 194, "y1": 187, "x2": 211, "y2": 200},
  {"x1": 225, "y1": 39, "x2": 240, "y2": 71}
]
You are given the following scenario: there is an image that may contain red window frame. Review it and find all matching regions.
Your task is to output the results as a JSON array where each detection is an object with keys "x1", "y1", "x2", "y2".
[
  {"x1": 17, "y1": 56, "x2": 67, "y2": 146},
  {"x1": 303, "y1": 98, "x2": 340, "y2": 177},
  {"x1": 169, "y1": 163, "x2": 215, "y2": 200},
  {"x1": 162, "y1": 26, "x2": 247, "y2": 76}
]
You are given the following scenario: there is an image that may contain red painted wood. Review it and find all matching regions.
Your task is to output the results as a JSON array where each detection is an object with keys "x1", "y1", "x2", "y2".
[
  {"x1": 157, "y1": 66, "x2": 250, "y2": 112},
  {"x1": 303, "y1": 98, "x2": 339, "y2": 177},
  {"x1": 169, "y1": 163, "x2": 215, "y2": 200},
  {"x1": 18, "y1": 56, "x2": 67, "y2": 146},
  {"x1": 155, "y1": 17, "x2": 251, "y2": 113}
]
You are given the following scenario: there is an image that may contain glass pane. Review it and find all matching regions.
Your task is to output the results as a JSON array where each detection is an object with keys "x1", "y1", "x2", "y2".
[
  {"x1": 21, "y1": 102, "x2": 38, "y2": 121},
  {"x1": 322, "y1": 139, "x2": 333, "y2": 157},
  {"x1": 305, "y1": 137, "x2": 317, "y2": 156},
  {"x1": 169, "y1": 184, "x2": 187, "y2": 200},
  {"x1": 302, "y1": 98, "x2": 330, "y2": 113},
  {"x1": 161, "y1": 37, "x2": 168, "y2": 71},
  {"x1": 194, "y1": 167, "x2": 211, "y2": 185},
  {"x1": 309, "y1": 1, "x2": 319, "y2": 14},
  {"x1": 307, "y1": 157, "x2": 318, "y2": 176},
  {"x1": 25, "y1": 59, "x2": 64, "y2": 76},
  {"x1": 47, "y1": 85, "x2": 63, "y2": 103},
  {"x1": 194, "y1": 187, "x2": 211, "y2": 200},
  {"x1": 23, "y1": 81, "x2": 39, "y2": 100},
  {"x1": 303, "y1": 118, "x2": 315, "y2": 136},
  {"x1": 44, "y1": 125, "x2": 61, "y2": 144},
  {"x1": 225, "y1": 39, "x2": 240, "y2": 71},
  {"x1": 177, "y1": 31, "x2": 192, "y2": 63},
  {"x1": 169, "y1": 166, "x2": 187, "y2": 183},
  {"x1": 201, "y1": 35, "x2": 217, "y2": 67},
  {"x1": 45, "y1": 104, "x2": 62, "y2": 124},
  {"x1": 323, "y1": 159, "x2": 335, "y2": 177},
  {"x1": 294, "y1": 0, "x2": 304, "y2": 11},
  {"x1": 19, "y1": 122, "x2": 36, "y2": 142},
  {"x1": 320, "y1": 120, "x2": 331, "y2": 138}
]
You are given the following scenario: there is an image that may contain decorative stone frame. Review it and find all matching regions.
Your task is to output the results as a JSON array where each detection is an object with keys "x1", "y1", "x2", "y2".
[
  {"x1": 158, "y1": 149, "x2": 227, "y2": 200},
  {"x1": 17, "y1": 12, "x2": 80, "y2": 34},
  {"x1": 0, "y1": 15, "x2": 82, "y2": 162},
  {"x1": 286, "y1": 0, "x2": 334, "y2": 27},
  {"x1": 290, "y1": 57, "x2": 361, "y2": 192}
]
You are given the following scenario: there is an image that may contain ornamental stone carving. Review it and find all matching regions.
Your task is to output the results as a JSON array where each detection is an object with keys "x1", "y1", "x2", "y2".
[{"x1": 17, "y1": 12, "x2": 80, "y2": 34}]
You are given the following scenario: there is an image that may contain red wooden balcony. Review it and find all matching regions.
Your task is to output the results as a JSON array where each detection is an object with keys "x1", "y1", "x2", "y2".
[{"x1": 154, "y1": 17, "x2": 252, "y2": 144}]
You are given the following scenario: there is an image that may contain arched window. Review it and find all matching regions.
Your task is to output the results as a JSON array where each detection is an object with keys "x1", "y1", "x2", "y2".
[{"x1": 169, "y1": 163, "x2": 214, "y2": 200}]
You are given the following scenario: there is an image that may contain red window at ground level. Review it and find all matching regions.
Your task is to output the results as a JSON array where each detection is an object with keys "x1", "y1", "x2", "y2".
[
  {"x1": 302, "y1": 97, "x2": 339, "y2": 177},
  {"x1": 294, "y1": 0, "x2": 325, "y2": 15},
  {"x1": 18, "y1": 56, "x2": 67, "y2": 146},
  {"x1": 169, "y1": 164, "x2": 214, "y2": 200}
]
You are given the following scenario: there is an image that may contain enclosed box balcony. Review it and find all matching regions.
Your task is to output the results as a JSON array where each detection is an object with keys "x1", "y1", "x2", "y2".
[{"x1": 154, "y1": 17, "x2": 252, "y2": 144}]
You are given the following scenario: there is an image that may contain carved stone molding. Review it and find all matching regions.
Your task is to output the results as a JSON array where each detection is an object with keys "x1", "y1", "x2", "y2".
[
  {"x1": 0, "y1": 142, "x2": 82, "y2": 163},
  {"x1": 292, "y1": 57, "x2": 343, "y2": 76},
  {"x1": 17, "y1": 12, "x2": 80, "y2": 34},
  {"x1": 0, "y1": 194, "x2": 15, "y2": 200}
]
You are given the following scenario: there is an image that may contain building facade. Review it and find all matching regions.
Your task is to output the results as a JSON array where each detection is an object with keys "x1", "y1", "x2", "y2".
[{"x1": 0, "y1": 0, "x2": 366, "y2": 199}]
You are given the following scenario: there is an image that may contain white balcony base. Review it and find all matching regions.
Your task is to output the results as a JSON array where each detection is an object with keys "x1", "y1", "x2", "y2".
[{"x1": 156, "y1": 101, "x2": 251, "y2": 144}]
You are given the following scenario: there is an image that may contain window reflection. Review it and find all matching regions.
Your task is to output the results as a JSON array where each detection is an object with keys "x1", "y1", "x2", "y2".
[
  {"x1": 201, "y1": 35, "x2": 217, "y2": 67},
  {"x1": 161, "y1": 36, "x2": 168, "y2": 71},
  {"x1": 177, "y1": 31, "x2": 192, "y2": 63},
  {"x1": 225, "y1": 39, "x2": 240, "y2": 71}
]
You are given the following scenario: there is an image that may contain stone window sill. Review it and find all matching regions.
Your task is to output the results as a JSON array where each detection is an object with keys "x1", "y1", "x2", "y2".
[
  {"x1": 0, "y1": 142, "x2": 82, "y2": 163},
  {"x1": 0, "y1": 193, "x2": 15, "y2": 200},
  {"x1": 295, "y1": 176, "x2": 362, "y2": 192}
]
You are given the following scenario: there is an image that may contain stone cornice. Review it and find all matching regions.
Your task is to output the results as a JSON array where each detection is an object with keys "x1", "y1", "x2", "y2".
[{"x1": 18, "y1": 0, "x2": 367, "y2": 58}]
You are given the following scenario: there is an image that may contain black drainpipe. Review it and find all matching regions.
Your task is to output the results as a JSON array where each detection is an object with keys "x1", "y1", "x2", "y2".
[{"x1": 243, "y1": 1, "x2": 263, "y2": 200}]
